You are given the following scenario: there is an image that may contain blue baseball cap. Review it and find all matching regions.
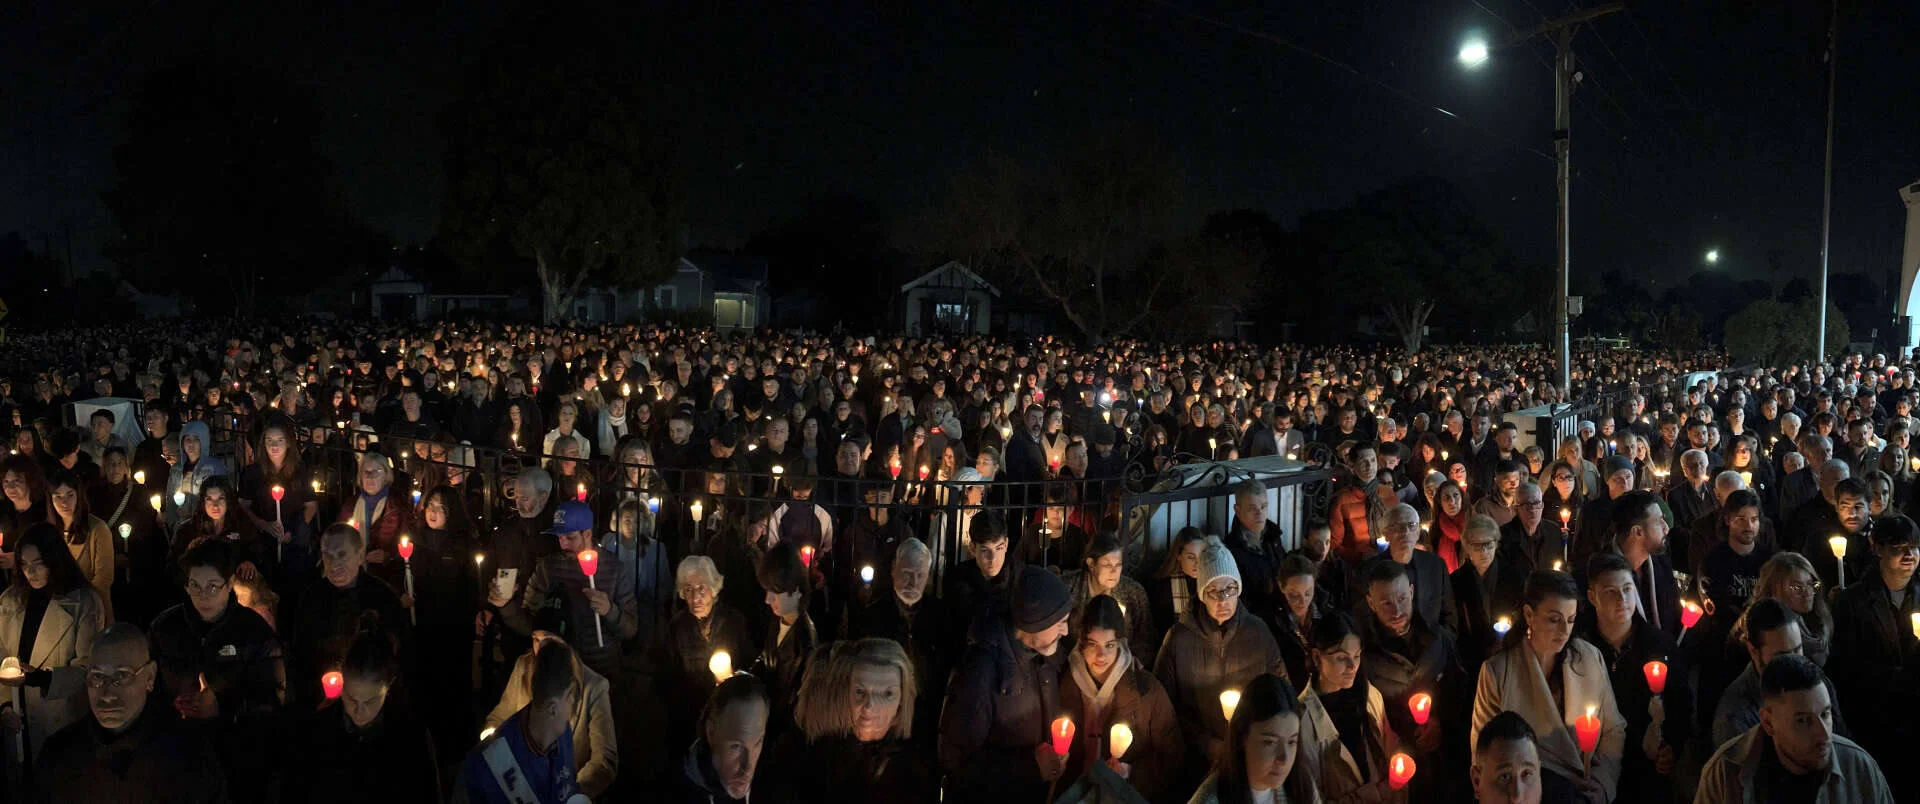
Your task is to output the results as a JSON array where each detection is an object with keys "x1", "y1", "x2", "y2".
[{"x1": 543, "y1": 501, "x2": 595, "y2": 535}]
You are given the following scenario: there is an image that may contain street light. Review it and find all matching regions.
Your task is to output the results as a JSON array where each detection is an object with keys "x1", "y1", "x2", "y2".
[
  {"x1": 1458, "y1": 40, "x2": 1491, "y2": 68},
  {"x1": 1705, "y1": 249, "x2": 1720, "y2": 264}
]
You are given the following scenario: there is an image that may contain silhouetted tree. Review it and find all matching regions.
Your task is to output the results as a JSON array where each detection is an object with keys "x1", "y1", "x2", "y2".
[{"x1": 439, "y1": 1, "x2": 684, "y2": 323}]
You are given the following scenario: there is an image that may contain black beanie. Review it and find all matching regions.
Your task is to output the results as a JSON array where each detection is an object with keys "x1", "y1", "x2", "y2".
[{"x1": 1013, "y1": 568, "x2": 1072, "y2": 633}]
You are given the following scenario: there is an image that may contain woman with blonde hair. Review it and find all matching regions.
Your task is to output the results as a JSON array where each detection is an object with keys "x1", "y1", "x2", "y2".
[
  {"x1": 765, "y1": 637, "x2": 936, "y2": 802},
  {"x1": 1744, "y1": 551, "x2": 1833, "y2": 666}
]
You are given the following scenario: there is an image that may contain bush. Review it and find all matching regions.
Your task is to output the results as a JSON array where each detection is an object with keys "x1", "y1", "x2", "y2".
[{"x1": 1724, "y1": 298, "x2": 1848, "y2": 365}]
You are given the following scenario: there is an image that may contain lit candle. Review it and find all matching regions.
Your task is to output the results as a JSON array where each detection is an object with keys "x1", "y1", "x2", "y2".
[
  {"x1": 1830, "y1": 534, "x2": 1849, "y2": 588},
  {"x1": 172, "y1": 492, "x2": 186, "y2": 508},
  {"x1": 1409, "y1": 692, "x2": 1433, "y2": 726},
  {"x1": 709, "y1": 651, "x2": 732, "y2": 683},
  {"x1": 1910, "y1": 613, "x2": 1920, "y2": 642},
  {"x1": 322, "y1": 671, "x2": 344, "y2": 700},
  {"x1": 149, "y1": 494, "x2": 163, "y2": 513},
  {"x1": 1050, "y1": 716, "x2": 1076, "y2": 757},
  {"x1": 312, "y1": 479, "x2": 323, "y2": 493},
  {"x1": 1575, "y1": 705, "x2": 1602, "y2": 754},
  {"x1": 800, "y1": 545, "x2": 815, "y2": 569},
  {"x1": 1388, "y1": 752, "x2": 1417, "y2": 790},
  {"x1": 691, "y1": 500, "x2": 705, "y2": 522},
  {"x1": 1560, "y1": 508, "x2": 1571, "y2": 527},
  {"x1": 133, "y1": 470, "x2": 146, "y2": 485},
  {"x1": 399, "y1": 535, "x2": 417, "y2": 624},
  {"x1": 860, "y1": 565, "x2": 874, "y2": 584},
  {"x1": 578, "y1": 549, "x2": 604, "y2": 646},
  {"x1": 647, "y1": 497, "x2": 661, "y2": 516},
  {"x1": 1219, "y1": 689, "x2": 1241, "y2": 722},
  {"x1": 1493, "y1": 617, "x2": 1512, "y2": 636},
  {"x1": 1680, "y1": 600, "x2": 1704, "y2": 640},
  {"x1": 889, "y1": 459, "x2": 902, "y2": 480},
  {"x1": 1643, "y1": 660, "x2": 1668, "y2": 695},
  {"x1": 1108, "y1": 723, "x2": 1134, "y2": 760},
  {"x1": 576, "y1": 483, "x2": 587, "y2": 502},
  {"x1": 918, "y1": 464, "x2": 930, "y2": 481}
]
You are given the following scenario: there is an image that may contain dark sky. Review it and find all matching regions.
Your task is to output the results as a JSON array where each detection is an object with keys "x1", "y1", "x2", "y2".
[{"x1": 5, "y1": 0, "x2": 1915, "y2": 296}]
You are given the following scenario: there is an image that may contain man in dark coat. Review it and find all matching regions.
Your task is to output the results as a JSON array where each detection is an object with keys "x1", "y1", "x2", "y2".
[
  {"x1": 35, "y1": 624, "x2": 231, "y2": 804},
  {"x1": 938, "y1": 566, "x2": 1074, "y2": 804},
  {"x1": 1360, "y1": 558, "x2": 1470, "y2": 801},
  {"x1": 844, "y1": 537, "x2": 953, "y2": 745},
  {"x1": 287, "y1": 523, "x2": 414, "y2": 709},
  {"x1": 1452, "y1": 514, "x2": 1528, "y2": 677},
  {"x1": 1578, "y1": 552, "x2": 1693, "y2": 804},
  {"x1": 1224, "y1": 479, "x2": 1287, "y2": 619},
  {"x1": 1609, "y1": 490, "x2": 1683, "y2": 641},
  {"x1": 1574, "y1": 456, "x2": 1637, "y2": 579},
  {"x1": 1499, "y1": 481, "x2": 1567, "y2": 574},
  {"x1": 1369, "y1": 503, "x2": 1454, "y2": 633},
  {"x1": 1827, "y1": 513, "x2": 1920, "y2": 799}
]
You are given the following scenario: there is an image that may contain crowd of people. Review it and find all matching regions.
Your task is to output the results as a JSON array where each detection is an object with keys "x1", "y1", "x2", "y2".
[{"x1": 0, "y1": 317, "x2": 1909, "y2": 802}]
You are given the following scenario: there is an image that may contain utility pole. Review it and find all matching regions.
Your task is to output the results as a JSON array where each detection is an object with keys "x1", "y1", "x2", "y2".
[
  {"x1": 1503, "y1": 2, "x2": 1623, "y2": 401},
  {"x1": 1816, "y1": 0, "x2": 1838, "y2": 362}
]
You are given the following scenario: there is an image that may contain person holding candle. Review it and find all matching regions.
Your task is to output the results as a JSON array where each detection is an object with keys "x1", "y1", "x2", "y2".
[
  {"x1": 285, "y1": 523, "x2": 413, "y2": 710},
  {"x1": 280, "y1": 627, "x2": 441, "y2": 803},
  {"x1": 1694, "y1": 654, "x2": 1893, "y2": 804},
  {"x1": 843, "y1": 538, "x2": 952, "y2": 746},
  {"x1": 499, "y1": 501, "x2": 637, "y2": 682},
  {"x1": 1357, "y1": 555, "x2": 1467, "y2": 799},
  {"x1": 1791, "y1": 473, "x2": 1870, "y2": 592},
  {"x1": 761, "y1": 638, "x2": 938, "y2": 803},
  {"x1": 34, "y1": 624, "x2": 231, "y2": 803},
  {"x1": 1577, "y1": 552, "x2": 1692, "y2": 803},
  {"x1": 1825, "y1": 513, "x2": 1920, "y2": 797},
  {"x1": 1470, "y1": 712, "x2": 1545, "y2": 804},
  {"x1": 1572, "y1": 457, "x2": 1638, "y2": 580},
  {"x1": 658, "y1": 555, "x2": 756, "y2": 756},
  {"x1": 168, "y1": 478, "x2": 271, "y2": 590},
  {"x1": 1187, "y1": 673, "x2": 1320, "y2": 804},
  {"x1": 334, "y1": 456, "x2": 412, "y2": 594},
  {"x1": 1453, "y1": 514, "x2": 1528, "y2": 678},
  {"x1": 479, "y1": 468, "x2": 555, "y2": 696},
  {"x1": 1269, "y1": 555, "x2": 1329, "y2": 692},
  {"x1": 598, "y1": 497, "x2": 673, "y2": 657},
  {"x1": 149, "y1": 539, "x2": 284, "y2": 732},
  {"x1": 481, "y1": 625, "x2": 618, "y2": 799},
  {"x1": 1154, "y1": 539, "x2": 1287, "y2": 788},
  {"x1": 1059, "y1": 595, "x2": 1182, "y2": 802},
  {"x1": 938, "y1": 563, "x2": 1074, "y2": 804},
  {"x1": 45, "y1": 471, "x2": 114, "y2": 623},
  {"x1": 164, "y1": 421, "x2": 225, "y2": 524},
  {"x1": 459, "y1": 639, "x2": 590, "y2": 804},
  {"x1": 1295, "y1": 611, "x2": 1400, "y2": 803},
  {"x1": 750, "y1": 542, "x2": 816, "y2": 741},
  {"x1": 236, "y1": 420, "x2": 316, "y2": 578},
  {"x1": 0, "y1": 523, "x2": 105, "y2": 775},
  {"x1": 1373, "y1": 504, "x2": 1454, "y2": 633},
  {"x1": 1471, "y1": 570, "x2": 1624, "y2": 804},
  {"x1": 1498, "y1": 482, "x2": 1563, "y2": 576}
]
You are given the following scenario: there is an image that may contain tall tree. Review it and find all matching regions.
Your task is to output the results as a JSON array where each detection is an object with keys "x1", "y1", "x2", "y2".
[
  {"x1": 439, "y1": 1, "x2": 683, "y2": 323},
  {"x1": 1297, "y1": 177, "x2": 1511, "y2": 352},
  {"x1": 1725, "y1": 298, "x2": 1849, "y2": 365},
  {"x1": 102, "y1": 59, "x2": 376, "y2": 316},
  {"x1": 928, "y1": 130, "x2": 1182, "y2": 344}
]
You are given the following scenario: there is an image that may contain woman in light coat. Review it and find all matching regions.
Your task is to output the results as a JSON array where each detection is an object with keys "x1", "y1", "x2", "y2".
[
  {"x1": 46, "y1": 471, "x2": 114, "y2": 623},
  {"x1": 1296, "y1": 612, "x2": 1402, "y2": 804},
  {"x1": 0, "y1": 523, "x2": 106, "y2": 771},
  {"x1": 1471, "y1": 570, "x2": 1625, "y2": 803}
]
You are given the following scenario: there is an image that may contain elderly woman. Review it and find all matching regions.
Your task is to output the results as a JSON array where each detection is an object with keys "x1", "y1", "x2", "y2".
[
  {"x1": 481, "y1": 629, "x2": 618, "y2": 799},
  {"x1": 764, "y1": 638, "x2": 937, "y2": 802},
  {"x1": 1471, "y1": 570, "x2": 1625, "y2": 803},
  {"x1": 659, "y1": 555, "x2": 757, "y2": 750},
  {"x1": 1063, "y1": 596, "x2": 1182, "y2": 801},
  {"x1": 0, "y1": 524, "x2": 105, "y2": 767},
  {"x1": 335, "y1": 453, "x2": 411, "y2": 593},
  {"x1": 1155, "y1": 538, "x2": 1288, "y2": 785}
]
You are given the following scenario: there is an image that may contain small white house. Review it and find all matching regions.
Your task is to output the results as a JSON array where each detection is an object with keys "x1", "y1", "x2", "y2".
[{"x1": 901, "y1": 261, "x2": 998, "y2": 335}]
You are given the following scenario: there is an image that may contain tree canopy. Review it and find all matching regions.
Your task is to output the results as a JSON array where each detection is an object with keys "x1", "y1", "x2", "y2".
[
  {"x1": 1724, "y1": 298, "x2": 1849, "y2": 365},
  {"x1": 439, "y1": 1, "x2": 683, "y2": 323}
]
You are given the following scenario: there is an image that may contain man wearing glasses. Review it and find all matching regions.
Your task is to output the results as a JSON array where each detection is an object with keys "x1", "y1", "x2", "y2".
[
  {"x1": 1829, "y1": 513, "x2": 1920, "y2": 797},
  {"x1": 36, "y1": 624, "x2": 230, "y2": 801}
]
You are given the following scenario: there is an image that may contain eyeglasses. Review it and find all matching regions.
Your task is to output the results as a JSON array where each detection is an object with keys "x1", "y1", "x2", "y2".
[
  {"x1": 1785, "y1": 581, "x2": 1822, "y2": 596},
  {"x1": 82, "y1": 660, "x2": 154, "y2": 689},
  {"x1": 186, "y1": 579, "x2": 230, "y2": 597},
  {"x1": 1202, "y1": 584, "x2": 1242, "y2": 602}
]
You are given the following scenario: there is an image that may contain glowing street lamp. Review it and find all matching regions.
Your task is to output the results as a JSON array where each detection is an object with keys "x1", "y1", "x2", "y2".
[
  {"x1": 1705, "y1": 249, "x2": 1720, "y2": 264},
  {"x1": 1458, "y1": 39, "x2": 1491, "y2": 68}
]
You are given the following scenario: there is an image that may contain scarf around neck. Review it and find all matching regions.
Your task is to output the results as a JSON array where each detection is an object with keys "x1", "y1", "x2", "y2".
[{"x1": 1068, "y1": 642, "x2": 1134, "y2": 730}]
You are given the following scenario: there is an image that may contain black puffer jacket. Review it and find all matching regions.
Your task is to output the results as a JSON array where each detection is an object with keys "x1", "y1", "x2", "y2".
[{"x1": 1152, "y1": 606, "x2": 1286, "y2": 783}]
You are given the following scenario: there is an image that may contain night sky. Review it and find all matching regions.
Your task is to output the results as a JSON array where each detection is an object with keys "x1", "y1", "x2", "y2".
[{"x1": 5, "y1": 0, "x2": 1916, "y2": 294}]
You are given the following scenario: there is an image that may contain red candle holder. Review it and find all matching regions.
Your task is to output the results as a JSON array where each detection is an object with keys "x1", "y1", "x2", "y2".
[
  {"x1": 1388, "y1": 752, "x2": 1416, "y2": 790},
  {"x1": 1050, "y1": 716, "x2": 1075, "y2": 756},
  {"x1": 577, "y1": 549, "x2": 599, "y2": 578},
  {"x1": 322, "y1": 671, "x2": 344, "y2": 700},
  {"x1": 1409, "y1": 692, "x2": 1432, "y2": 726},
  {"x1": 1642, "y1": 660, "x2": 1668, "y2": 695}
]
